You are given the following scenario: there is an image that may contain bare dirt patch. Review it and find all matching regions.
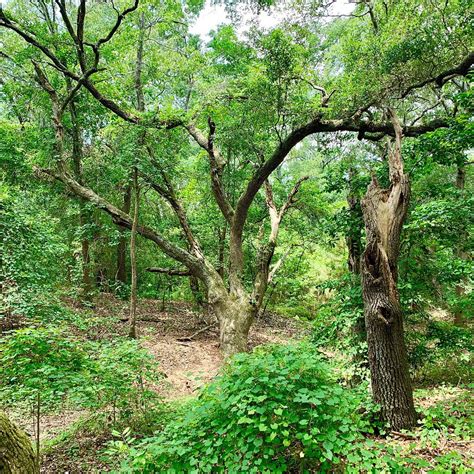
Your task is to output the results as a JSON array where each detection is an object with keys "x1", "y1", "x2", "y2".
[{"x1": 92, "y1": 294, "x2": 308, "y2": 399}]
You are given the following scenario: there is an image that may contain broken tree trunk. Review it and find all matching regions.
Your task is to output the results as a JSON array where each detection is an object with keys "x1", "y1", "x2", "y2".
[{"x1": 360, "y1": 109, "x2": 417, "y2": 430}]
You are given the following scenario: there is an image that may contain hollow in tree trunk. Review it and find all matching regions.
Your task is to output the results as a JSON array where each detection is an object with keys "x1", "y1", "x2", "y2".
[
  {"x1": 360, "y1": 110, "x2": 417, "y2": 430},
  {"x1": 0, "y1": 412, "x2": 39, "y2": 474}
]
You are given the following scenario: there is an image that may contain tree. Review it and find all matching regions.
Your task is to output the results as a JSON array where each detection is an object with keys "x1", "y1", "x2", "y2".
[
  {"x1": 1, "y1": 0, "x2": 472, "y2": 428},
  {"x1": 0, "y1": 412, "x2": 39, "y2": 474},
  {"x1": 360, "y1": 110, "x2": 417, "y2": 429}
]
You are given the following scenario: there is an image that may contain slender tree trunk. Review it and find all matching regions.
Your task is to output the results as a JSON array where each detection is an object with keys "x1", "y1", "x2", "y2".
[
  {"x1": 346, "y1": 182, "x2": 362, "y2": 274},
  {"x1": 189, "y1": 275, "x2": 204, "y2": 308},
  {"x1": 217, "y1": 224, "x2": 227, "y2": 278},
  {"x1": 346, "y1": 169, "x2": 365, "y2": 355},
  {"x1": 0, "y1": 412, "x2": 39, "y2": 474},
  {"x1": 119, "y1": 12, "x2": 146, "y2": 289},
  {"x1": 116, "y1": 184, "x2": 132, "y2": 284},
  {"x1": 69, "y1": 96, "x2": 92, "y2": 297},
  {"x1": 454, "y1": 164, "x2": 466, "y2": 327},
  {"x1": 129, "y1": 169, "x2": 139, "y2": 339},
  {"x1": 360, "y1": 110, "x2": 417, "y2": 430}
]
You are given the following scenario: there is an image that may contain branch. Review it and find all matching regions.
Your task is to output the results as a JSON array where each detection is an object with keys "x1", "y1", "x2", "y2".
[
  {"x1": 186, "y1": 121, "x2": 234, "y2": 222},
  {"x1": 146, "y1": 267, "x2": 192, "y2": 276},
  {"x1": 400, "y1": 51, "x2": 474, "y2": 98},
  {"x1": 94, "y1": 0, "x2": 139, "y2": 48},
  {"x1": 290, "y1": 77, "x2": 335, "y2": 107},
  {"x1": 386, "y1": 108, "x2": 404, "y2": 181},
  {"x1": 36, "y1": 167, "x2": 205, "y2": 278},
  {"x1": 0, "y1": 6, "x2": 141, "y2": 124},
  {"x1": 268, "y1": 246, "x2": 292, "y2": 284},
  {"x1": 0, "y1": 9, "x2": 78, "y2": 80},
  {"x1": 142, "y1": 163, "x2": 202, "y2": 258},
  {"x1": 230, "y1": 115, "x2": 448, "y2": 276},
  {"x1": 278, "y1": 176, "x2": 309, "y2": 220}
]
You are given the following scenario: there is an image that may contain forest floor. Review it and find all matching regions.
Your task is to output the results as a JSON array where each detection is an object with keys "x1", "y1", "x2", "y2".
[
  {"x1": 95, "y1": 294, "x2": 308, "y2": 400},
  {"x1": 8, "y1": 295, "x2": 472, "y2": 473},
  {"x1": 34, "y1": 294, "x2": 308, "y2": 472}
]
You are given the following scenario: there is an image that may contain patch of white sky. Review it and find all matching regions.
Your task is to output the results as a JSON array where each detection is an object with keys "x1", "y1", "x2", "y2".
[{"x1": 189, "y1": 0, "x2": 356, "y2": 41}]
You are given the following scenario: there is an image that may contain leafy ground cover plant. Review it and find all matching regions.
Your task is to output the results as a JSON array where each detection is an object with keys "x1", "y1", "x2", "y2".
[{"x1": 121, "y1": 343, "x2": 374, "y2": 473}]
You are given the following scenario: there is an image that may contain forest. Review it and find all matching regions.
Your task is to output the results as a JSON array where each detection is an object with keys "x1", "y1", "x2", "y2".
[{"x1": 0, "y1": 0, "x2": 472, "y2": 472}]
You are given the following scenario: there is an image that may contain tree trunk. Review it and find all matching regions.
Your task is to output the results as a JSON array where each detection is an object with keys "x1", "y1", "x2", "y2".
[
  {"x1": 128, "y1": 169, "x2": 139, "y2": 338},
  {"x1": 217, "y1": 224, "x2": 227, "y2": 278},
  {"x1": 215, "y1": 297, "x2": 254, "y2": 358},
  {"x1": 347, "y1": 201, "x2": 362, "y2": 275},
  {"x1": 0, "y1": 412, "x2": 39, "y2": 474},
  {"x1": 207, "y1": 276, "x2": 254, "y2": 358},
  {"x1": 69, "y1": 95, "x2": 92, "y2": 297},
  {"x1": 454, "y1": 164, "x2": 466, "y2": 327},
  {"x1": 117, "y1": 184, "x2": 132, "y2": 284},
  {"x1": 360, "y1": 110, "x2": 417, "y2": 430},
  {"x1": 189, "y1": 275, "x2": 204, "y2": 308}
]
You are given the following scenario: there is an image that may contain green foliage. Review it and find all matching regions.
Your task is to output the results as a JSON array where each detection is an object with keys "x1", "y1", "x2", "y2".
[
  {"x1": 311, "y1": 275, "x2": 367, "y2": 377},
  {"x1": 416, "y1": 387, "x2": 473, "y2": 447},
  {"x1": 0, "y1": 325, "x2": 88, "y2": 409},
  {"x1": 0, "y1": 322, "x2": 162, "y2": 418},
  {"x1": 1, "y1": 188, "x2": 68, "y2": 319},
  {"x1": 122, "y1": 343, "x2": 372, "y2": 472}
]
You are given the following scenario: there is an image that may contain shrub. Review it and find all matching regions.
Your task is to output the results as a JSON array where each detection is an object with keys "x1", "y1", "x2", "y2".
[
  {"x1": 0, "y1": 325, "x2": 89, "y2": 410},
  {"x1": 0, "y1": 325, "x2": 162, "y2": 422},
  {"x1": 124, "y1": 343, "x2": 372, "y2": 473}
]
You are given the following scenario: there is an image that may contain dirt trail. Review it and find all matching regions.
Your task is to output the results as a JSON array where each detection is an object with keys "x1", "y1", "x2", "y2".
[
  {"x1": 15, "y1": 295, "x2": 307, "y2": 465},
  {"x1": 120, "y1": 297, "x2": 308, "y2": 399}
]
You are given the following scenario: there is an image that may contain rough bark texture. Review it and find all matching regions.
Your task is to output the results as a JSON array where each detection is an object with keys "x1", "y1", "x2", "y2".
[
  {"x1": 212, "y1": 287, "x2": 255, "y2": 358},
  {"x1": 360, "y1": 110, "x2": 417, "y2": 430},
  {"x1": 0, "y1": 412, "x2": 39, "y2": 474},
  {"x1": 69, "y1": 96, "x2": 93, "y2": 294},
  {"x1": 347, "y1": 169, "x2": 362, "y2": 275}
]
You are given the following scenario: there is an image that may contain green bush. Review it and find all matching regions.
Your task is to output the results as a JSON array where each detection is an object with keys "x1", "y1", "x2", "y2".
[
  {"x1": 0, "y1": 325, "x2": 89, "y2": 410},
  {"x1": 408, "y1": 321, "x2": 473, "y2": 386},
  {"x1": 0, "y1": 324, "x2": 162, "y2": 420},
  {"x1": 123, "y1": 343, "x2": 372, "y2": 473}
]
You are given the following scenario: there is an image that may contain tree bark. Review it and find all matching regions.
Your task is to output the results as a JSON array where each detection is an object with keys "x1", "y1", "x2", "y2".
[
  {"x1": 360, "y1": 110, "x2": 417, "y2": 430},
  {"x1": 0, "y1": 412, "x2": 39, "y2": 474},
  {"x1": 211, "y1": 287, "x2": 255, "y2": 358},
  {"x1": 347, "y1": 168, "x2": 362, "y2": 275},
  {"x1": 69, "y1": 95, "x2": 93, "y2": 297}
]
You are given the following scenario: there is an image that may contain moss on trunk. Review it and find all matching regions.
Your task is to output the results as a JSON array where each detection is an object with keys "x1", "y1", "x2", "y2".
[{"x1": 0, "y1": 412, "x2": 39, "y2": 474}]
